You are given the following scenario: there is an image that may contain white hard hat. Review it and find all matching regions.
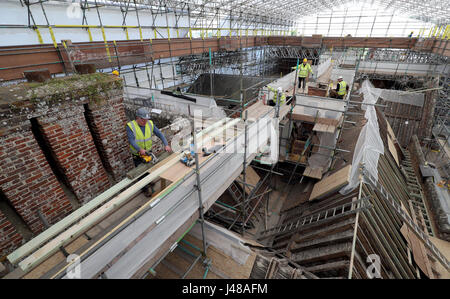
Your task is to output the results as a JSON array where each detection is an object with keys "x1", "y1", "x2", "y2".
[
  {"x1": 338, "y1": 76, "x2": 343, "y2": 80},
  {"x1": 277, "y1": 87, "x2": 282, "y2": 93}
]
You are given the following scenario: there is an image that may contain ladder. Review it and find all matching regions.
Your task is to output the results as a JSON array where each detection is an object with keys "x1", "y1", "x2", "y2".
[
  {"x1": 401, "y1": 150, "x2": 434, "y2": 236},
  {"x1": 227, "y1": 182, "x2": 243, "y2": 202},
  {"x1": 257, "y1": 197, "x2": 371, "y2": 241}
]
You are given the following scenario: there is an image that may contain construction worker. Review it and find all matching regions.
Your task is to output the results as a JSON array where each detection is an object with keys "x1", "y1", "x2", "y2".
[
  {"x1": 292, "y1": 58, "x2": 313, "y2": 93},
  {"x1": 127, "y1": 107, "x2": 172, "y2": 166},
  {"x1": 266, "y1": 86, "x2": 286, "y2": 106},
  {"x1": 330, "y1": 76, "x2": 348, "y2": 99},
  {"x1": 126, "y1": 107, "x2": 172, "y2": 196},
  {"x1": 173, "y1": 87, "x2": 182, "y2": 95},
  {"x1": 335, "y1": 76, "x2": 349, "y2": 99},
  {"x1": 112, "y1": 70, "x2": 120, "y2": 76}
]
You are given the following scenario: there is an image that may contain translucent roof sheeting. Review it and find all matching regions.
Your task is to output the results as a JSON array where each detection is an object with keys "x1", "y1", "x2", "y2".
[{"x1": 181, "y1": 0, "x2": 450, "y2": 25}]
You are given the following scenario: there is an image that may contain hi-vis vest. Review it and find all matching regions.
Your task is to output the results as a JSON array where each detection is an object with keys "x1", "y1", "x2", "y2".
[
  {"x1": 267, "y1": 86, "x2": 286, "y2": 105},
  {"x1": 127, "y1": 120, "x2": 154, "y2": 155},
  {"x1": 297, "y1": 63, "x2": 312, "y2": 78},
  {"x1": 337, "y1": 81, "x2": 347, "y2": 96}
]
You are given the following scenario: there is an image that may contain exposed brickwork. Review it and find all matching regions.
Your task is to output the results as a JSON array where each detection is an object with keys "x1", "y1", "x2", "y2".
[
  {"x1": 0, "y1": 210, "x2": 23, "y2": 257},
  {"x1": 0, "y1": 129, "x2": 72, "y2": 234},
  {"x1": 0, "y1": 73, "x2": 127, "y2": 236},
  {"x1": 37, "y1": 105, "x2": 111, "y2": 203},
  {"x1": 307, "y1": 86, "x2": 327, "y2": 97},
  {"x1": 85, "y1": 97, "x2": 134, "y2": 182}
]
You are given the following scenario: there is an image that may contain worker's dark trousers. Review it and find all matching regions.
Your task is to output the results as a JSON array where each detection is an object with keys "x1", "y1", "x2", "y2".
[
  {"x1": 133, "y1": 155, "x2": 153, "y2": 193},
  {"x1": 298, "y1": 77, "x2": 306, "y2": 89},
  {"x1": 133, "y1": 156, "x2": 142, "y2": 167}
]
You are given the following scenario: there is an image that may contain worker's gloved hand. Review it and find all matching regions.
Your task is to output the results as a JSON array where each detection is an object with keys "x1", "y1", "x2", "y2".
[
  {"x1": 139, "y1": 148, "x2": 147, "y2": 156},
  {"x1": 164, "y1": 145, "x2": 172, "y2": 152}
]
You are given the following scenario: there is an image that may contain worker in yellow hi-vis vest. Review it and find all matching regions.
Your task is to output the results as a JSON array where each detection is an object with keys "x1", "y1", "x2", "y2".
[
  {"x1": 126, "y1": 107, "x2": 172, "y2": 196},
  {"x1": 330, "y1": 76, "x2": 349, "y2": 99},
  {"x1": 335, "y1": 76, "x2": 349, "y2": 99},
  {"x1": 266, "y1": 86, "x2": 286, "y2": 106},
  {"x1": 292, "y1": 58, "x2": 313, "y2": 93}
]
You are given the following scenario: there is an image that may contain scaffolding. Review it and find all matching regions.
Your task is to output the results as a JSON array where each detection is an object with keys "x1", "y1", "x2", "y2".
[{"x1": 2, "y1": 0, "x2": 450, "y2": 279}]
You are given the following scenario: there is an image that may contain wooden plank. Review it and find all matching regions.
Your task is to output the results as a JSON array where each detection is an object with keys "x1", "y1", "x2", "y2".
[
  {"x1": 388, "y1": 135, "x2": 400, "y2": 166},
  {"x1": 7, "y1": 178, "x2": 133, "y2": 265},
  {"x1": 386, "y1": 118, "x2": 396, "y2": 140},
  {"x1": 303, "y1": 167, "x2": 323, "y2": 180},
  {"x1": 286, "y1": 153, "x2": 307, "y2": 164},
  {"x1": 309, "y1": 164, "x2": 352, "y2": 201},
  {"x1": 18, "y1": 153, "x2": 183, "y2": 273}
]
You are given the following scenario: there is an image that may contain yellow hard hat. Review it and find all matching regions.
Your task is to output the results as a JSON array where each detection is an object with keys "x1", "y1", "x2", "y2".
[
  {"x1": 303, "y1": 58, "x2": 308, "y2": 63},
  {"x1": 112, "y1": 70, "x2": 119, "y2": 76}
]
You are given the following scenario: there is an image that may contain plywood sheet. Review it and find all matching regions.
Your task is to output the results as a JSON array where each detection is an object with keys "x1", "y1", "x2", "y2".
[
  {"x1": 400, "y1": 224, "x2": 431, "y2": 278},
  {"x1": 309, "y1": 164, "x2": 352, "y2": 201}
]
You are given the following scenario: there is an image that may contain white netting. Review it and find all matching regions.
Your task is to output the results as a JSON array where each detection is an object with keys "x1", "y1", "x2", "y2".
[
  {"x1": 317, "y1": 57, "x2": 332, "y2": 79},
  {"x1": 308, "y1": 130, "x2": 339, "y2": 173},
  {"x1": 340, "y1": 79, "x2": 385, "y2": 194},
  {"x1": 373, "y1": 88, "x2": 424, "y2": 107}
]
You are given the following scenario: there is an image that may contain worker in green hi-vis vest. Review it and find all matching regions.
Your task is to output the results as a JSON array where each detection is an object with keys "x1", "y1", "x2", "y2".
[
  {"x1": 266, "y1": 86, "x2": 286, "y2": 106},
  {"x1": 292, "y1": 58, "x2": 313, "y2": 93},
  {"x1": 126, "y1": 107, "x2": 172, "y2": 197},
  {"x1": 329, "y1": 76, "x2": 349, "y2": 100}
]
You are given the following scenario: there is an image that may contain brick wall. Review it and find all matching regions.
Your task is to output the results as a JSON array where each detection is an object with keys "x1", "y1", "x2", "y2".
[
  {"x1": 0, "y1": 210, "x2": 23, "y2": 257},
  {"x1": 0, "y1": 73, "x2": 128, "y2": 256},
  {"x1": 308, "y1": 86, "x2": 327, "y2": 97},
  {"x1": 0, "y1": 129, "x2": 72, "y2": 234},
  {"x1": 85, "y1": 97, "x2": 134, "y2": 182},
  {"x1": 37, "y1": 105, "x2": 111, "y2": 203}
]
